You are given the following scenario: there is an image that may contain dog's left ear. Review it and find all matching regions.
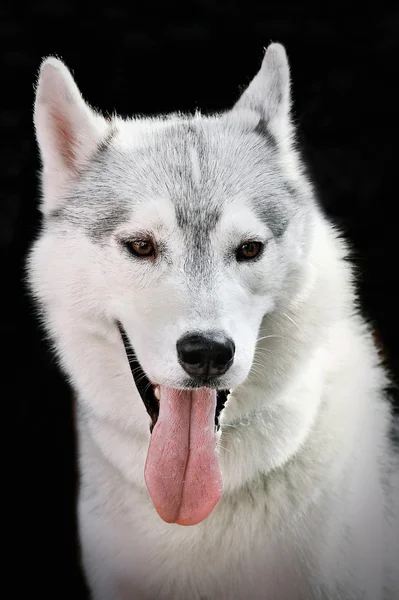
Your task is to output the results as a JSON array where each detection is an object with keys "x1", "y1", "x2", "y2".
[
  {"x1": 34, "y1": 57, "x2": 110, "y2": 212},
  {"x1": 232, "y1": 43, "x2": 292, "y2": 142}
]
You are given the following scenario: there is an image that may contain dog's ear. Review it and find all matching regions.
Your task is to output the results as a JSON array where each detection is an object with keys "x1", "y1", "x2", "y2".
[
  {"x1": 231, "y1": 43, "x2": 292, "y2": 144},
  {"x1": 34, "y1": 57, "x2": 109, "y2": 212}
]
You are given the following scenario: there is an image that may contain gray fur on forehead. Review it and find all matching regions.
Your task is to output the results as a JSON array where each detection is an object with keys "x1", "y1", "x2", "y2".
[{"x1": 49, "y1": 115, "x2": 297, "y2": 240}]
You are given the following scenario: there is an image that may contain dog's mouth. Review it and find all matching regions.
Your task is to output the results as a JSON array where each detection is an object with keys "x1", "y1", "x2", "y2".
[
  {"x1": 119, "y1": 325, "x2": 160, "y2": 432},
  {"x1": 119, "y1": 324, "x2": 229, "y2": 433}
]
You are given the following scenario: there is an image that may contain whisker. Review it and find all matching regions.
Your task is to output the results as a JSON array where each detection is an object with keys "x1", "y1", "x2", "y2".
[
  {"x1": 217, "y1": 443, "x2": 236, "y2": 456},
  {"x1": 282, "y1": 312, "x2": 299, "y2": 329},
  {"x1": 256, "y1": 334, "x2": 283, "y2": 343}
]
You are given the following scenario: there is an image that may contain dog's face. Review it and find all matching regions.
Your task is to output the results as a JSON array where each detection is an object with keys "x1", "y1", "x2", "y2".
[
  {"x1": 30, "y1": 45, "x2": 311, "y2": 393},
  {"x1": 30, "y1": 43, "x2": 312, "y2": 413},
  {"x1": 45, "y1": 120, "x2": 306, "y2": 394}
]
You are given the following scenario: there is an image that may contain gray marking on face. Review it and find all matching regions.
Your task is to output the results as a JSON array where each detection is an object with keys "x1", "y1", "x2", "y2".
[
  {"x1": 46, "y1": 147, "x2": 130, "y2": 242},
  {"x1": 46, "y1": 123, "x2": 128, "y2": 240},
  {"x1": 46, "y1": 194, "x2": 130, "y2": 242},
  {"x1": 45, "y1": 113, "x2": 302, "y2": 254},
  {"x1": 251, "y1": 177, "x2": 302, "y2": 240},
  {"x1": 89, "y1": 205, "x2": 131, "y2": 241},
  {"x1": 162, "y1": 122, "x2": 221, "y2": 280},
  {"x1": 253, "y1": 118, "x2": 277, "y2": 149},
  {"x1": 189, "y1": 145, "x2": 202, "y2": 188},
  {"x1": 252, "y1": 197, "x2": 290, "y2": 239},
  {"x1": 92, "y1": 123, "x2": 118, "y2": 159}
]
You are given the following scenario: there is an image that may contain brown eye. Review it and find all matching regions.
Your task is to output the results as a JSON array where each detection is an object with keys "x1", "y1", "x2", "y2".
[
  {"x1": 236, "y1": 241, "x2": 263, "y2": 261},
  {"x1": 129, "y1": 240, "x2": 155, "y2": 258}
]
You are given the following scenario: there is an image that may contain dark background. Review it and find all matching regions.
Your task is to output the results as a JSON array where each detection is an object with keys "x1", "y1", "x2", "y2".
[{"x1": 2, "y1": 2, "x2": 398, "y2": 597}]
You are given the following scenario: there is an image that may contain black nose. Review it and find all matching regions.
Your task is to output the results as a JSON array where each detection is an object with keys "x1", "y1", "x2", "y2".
[{"x1": 176, "y1": 332, "x2": 235, "y2": 381}]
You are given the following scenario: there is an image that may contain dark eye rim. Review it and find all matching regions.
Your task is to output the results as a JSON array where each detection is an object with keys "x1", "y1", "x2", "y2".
[
  {"x1": 235, "y1": 240, "x2": 264, "y2": 262},
  {"x1": 123, "y1": 238, "x2": 157, "y2": 259}
]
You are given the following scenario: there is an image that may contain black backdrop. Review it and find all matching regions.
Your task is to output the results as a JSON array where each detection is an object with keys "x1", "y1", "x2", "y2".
[{"x1": 2, "y1": 2, "x2": 398, "y2": 597}]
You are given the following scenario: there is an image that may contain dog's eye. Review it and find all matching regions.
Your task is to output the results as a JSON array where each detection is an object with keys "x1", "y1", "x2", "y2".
[
  {"x1": 236, "y1": 241, "x2": 263, "y2": 261},
  {"x1": 128, "y1": 240, "x2": 155, "y2": 258}
]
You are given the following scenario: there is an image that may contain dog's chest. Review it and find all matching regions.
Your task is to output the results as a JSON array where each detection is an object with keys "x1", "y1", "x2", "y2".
[{"x1": 115, "y1": 497, "x2": 317, "y2": 600}]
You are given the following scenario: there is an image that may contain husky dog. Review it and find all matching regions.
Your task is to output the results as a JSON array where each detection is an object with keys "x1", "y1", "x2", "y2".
[{"x1": 28, "y1": 43, "x2": 398, "y2": 599}]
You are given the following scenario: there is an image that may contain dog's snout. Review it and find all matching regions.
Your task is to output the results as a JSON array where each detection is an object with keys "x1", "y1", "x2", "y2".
[{"x1": 177, "y1": 332, "x2": 235, "y2": 380}]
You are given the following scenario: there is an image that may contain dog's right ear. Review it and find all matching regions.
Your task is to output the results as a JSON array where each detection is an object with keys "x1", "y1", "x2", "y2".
[{"x1": 34, "y1": 57, "x2": 109, "y2": 213}]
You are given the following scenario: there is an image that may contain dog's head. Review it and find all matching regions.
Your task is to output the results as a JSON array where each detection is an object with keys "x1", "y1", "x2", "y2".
[
  {"x1": 29, "y1": 44, "x2": 315, "y2": 524},
  {"x1": 31, "y1": 43, "x2": 312, "y2": 393}
]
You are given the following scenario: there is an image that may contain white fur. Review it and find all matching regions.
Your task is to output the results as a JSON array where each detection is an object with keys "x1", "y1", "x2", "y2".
[{"x1": 28, "y1": 44, "x2": 399, "y2": 599}]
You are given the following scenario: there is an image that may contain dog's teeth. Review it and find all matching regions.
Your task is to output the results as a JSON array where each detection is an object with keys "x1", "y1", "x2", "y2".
[{"x1": 154, "y1": 386, "x2": 161, "y2": 401}]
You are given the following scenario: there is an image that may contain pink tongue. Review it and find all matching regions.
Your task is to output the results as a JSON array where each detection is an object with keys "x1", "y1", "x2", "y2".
[{"x1": 144, "y1": 387, "x2": 222, "y2": 526}]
